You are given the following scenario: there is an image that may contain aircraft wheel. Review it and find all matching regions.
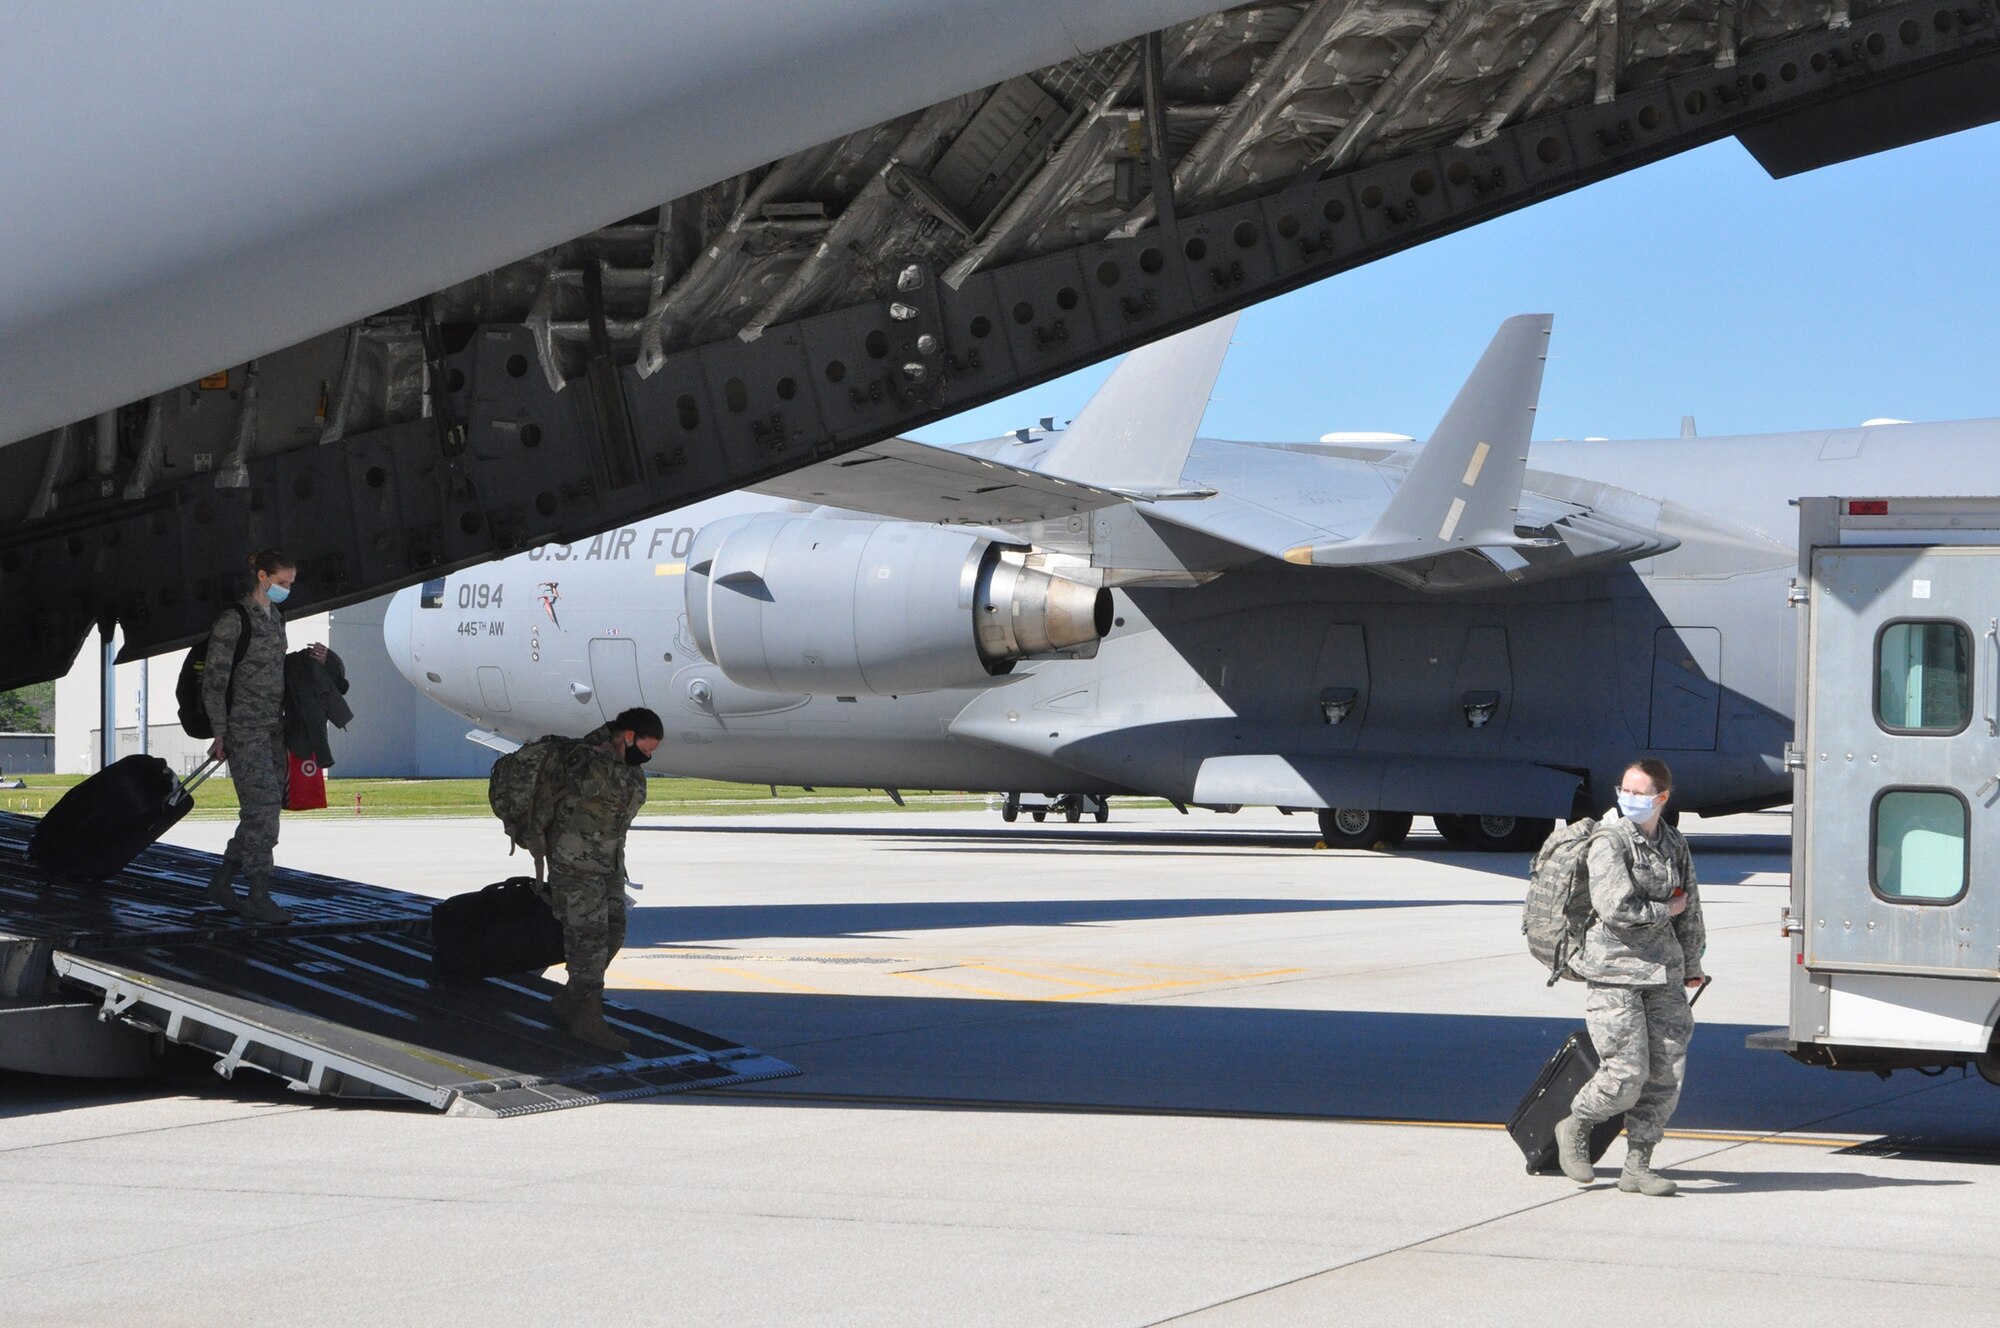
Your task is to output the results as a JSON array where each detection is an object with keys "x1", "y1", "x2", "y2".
[
  {"x1": 1094, "y1": 798, "x2": 1109, "y2": 824},
  {"x1": 1434, "y1": 813, "x2": 1555, "y2": 852},
  {"x1": 1978, "y1": 1032, "x2": 2000, "y2": 1087},
  {"x1": 1001, "y1": 794, "x2": 1019, "y2": 823},
  {"x1": 1064, "y1": 801, "x2": 1082, "y2": 823},
  {"x1": 1316, "y1": 807, "x2": 1409, "y2": 850},
  {"x1": 1031, "y1": 810, "x2": 1046, "y2": 823},
  {"x1": 1431, "y1": 814, "x2": 1474, "y2": 847}
]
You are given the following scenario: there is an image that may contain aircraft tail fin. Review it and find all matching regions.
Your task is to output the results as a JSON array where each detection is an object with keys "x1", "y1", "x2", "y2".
[
  {"x1": 1037, "y1": 313, "x2": 1238, "y2": 496},
  {"x1": 1309, "y1": 313, "x2": 1549, "y2": 565}
]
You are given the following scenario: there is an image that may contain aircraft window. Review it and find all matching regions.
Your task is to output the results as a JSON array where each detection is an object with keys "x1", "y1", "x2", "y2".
[
  {"x1": 1871, "y1": 789, "x2": 1968, "y2": 904},
  {"x1": 419, "y1": 578, "x2": 447, "y2": 609},
  {"x1": 1875, "y1": 620, "x2": 1970, "y2": 734}
]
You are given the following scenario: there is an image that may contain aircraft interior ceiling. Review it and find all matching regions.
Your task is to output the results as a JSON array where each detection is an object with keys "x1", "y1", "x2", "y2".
[{"x1": 2, "y1": 0, "x2": 1995, "y2": 689}]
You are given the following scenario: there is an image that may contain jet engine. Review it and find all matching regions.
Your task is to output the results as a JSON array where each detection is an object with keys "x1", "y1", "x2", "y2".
[{"x1": 685, "y1": 515, "x2": 1111, "y2": 695}]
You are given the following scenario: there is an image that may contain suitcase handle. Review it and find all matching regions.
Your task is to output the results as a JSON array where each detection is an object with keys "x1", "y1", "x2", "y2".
[
  {"x1": 168, "y1": 756, "x2": 225, "y2": 808},
  {"x1": 1688, "y1": 974, "x2": 1713, "y2": 1006}
]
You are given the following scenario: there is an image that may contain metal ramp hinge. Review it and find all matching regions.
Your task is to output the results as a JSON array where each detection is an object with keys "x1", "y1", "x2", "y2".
[
  {"x1": 1786, "y1": 580, "x2": 1808, "y2": 607},
  {"x1": 213, "y1": 1034, "x2": 251, "y2": 1080},
  {"x1": 1783, "y1": 743, "x2": 1806, "y2": 771}
]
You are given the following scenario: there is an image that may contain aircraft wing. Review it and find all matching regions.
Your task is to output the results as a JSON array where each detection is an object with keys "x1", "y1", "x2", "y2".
[
  {"x1": 753, "y1": 314, "x2": 1240, "y2": 524},
  {"x1": 1142, "y1": 314, "x2": 1676, "y2": 591},
  {"x1": 746, "y1": 436, "x2": 1128, "y2": 524},
  {"x1": 749, "y1": 314, "x2": 1240, "y2": 523},
  {"x1": 1139, "y1": 454, "x2": 1676, "y2": 592}
]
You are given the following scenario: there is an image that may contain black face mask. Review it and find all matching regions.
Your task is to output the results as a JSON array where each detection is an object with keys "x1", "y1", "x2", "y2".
[{"x1": 624, "y1": 744, "x2": 651, "y2": 766}]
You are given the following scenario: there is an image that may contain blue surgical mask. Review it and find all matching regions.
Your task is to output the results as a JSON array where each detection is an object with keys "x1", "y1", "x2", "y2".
[
  {"x1": 266, "y1": 584, "x2": 291, "y2": 605},
  {"x1": 1616, "y1": 792, "x2": 1657, "y2": 823}
]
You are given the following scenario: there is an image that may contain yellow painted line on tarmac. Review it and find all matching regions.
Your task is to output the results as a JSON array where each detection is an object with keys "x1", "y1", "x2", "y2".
[
  {"x1": 891, "y1": 971, "x2": 1025, "y2": 999},
  {"x1": 607, "y1": 970, "x2": 686, "y2": 992},
  {"x1": 1046, "y1": 967, "x2": 1307, "y2": 1001},
  {"x1": 889, "y1": 964, "x2": 1309, "y2": 1003},
  {"x1": 1661, "y1": 1128, "x2": 1866, "y2": 1149},
  {"x1": 961, "y1": 962, "x2": 1100, "y2": 988},
  {"x1": 1048, "y1": 963, "x2": 1147, "y2": 979},
  {"x1": 1133, "y1": 961, "x2": 1252, "y2": 977},
  {"x1": 710, "y1": 966, "x2": 826, "y2": 994}
]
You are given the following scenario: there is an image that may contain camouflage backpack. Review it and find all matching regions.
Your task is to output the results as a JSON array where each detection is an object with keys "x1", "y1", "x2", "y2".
[
  {"x1": 487, "y1": 735, "x2": 580, "y2": 877},
  {"x1": 1522, "y1": 817, "x2": 1605, "y2": 985}
]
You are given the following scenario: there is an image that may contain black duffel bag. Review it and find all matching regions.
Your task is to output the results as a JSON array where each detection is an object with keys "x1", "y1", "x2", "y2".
[{"x1": 431, "y1": 877, "x2": 566, "y2": 980}]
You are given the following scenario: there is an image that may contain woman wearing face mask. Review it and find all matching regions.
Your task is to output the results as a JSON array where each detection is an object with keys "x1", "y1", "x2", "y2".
[
  {"x1": 1552, "y1": 758, "x2": 1708, "y2": 1197},
  {"x1": 201, "y1": 546, "x2": 322, "y2": 923}
]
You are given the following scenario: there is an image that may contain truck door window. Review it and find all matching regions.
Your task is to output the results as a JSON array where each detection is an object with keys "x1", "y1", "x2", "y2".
[
  {"x1": 1871, "y1": 789, "x2": 1968, "y2": 903},
  {"x1": 1875, "y1": 620, "x2": 1970, "y2": 734}
]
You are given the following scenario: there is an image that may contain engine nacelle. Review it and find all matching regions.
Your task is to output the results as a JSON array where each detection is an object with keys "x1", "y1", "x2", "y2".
[{"x1": 685, "y1": 515, "x2": 1110, "y2": 695}]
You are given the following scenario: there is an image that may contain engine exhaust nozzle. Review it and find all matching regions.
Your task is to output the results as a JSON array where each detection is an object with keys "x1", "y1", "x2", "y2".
[{"x1": 974, "y1": 554, "x2": 1113, "y2": 665}]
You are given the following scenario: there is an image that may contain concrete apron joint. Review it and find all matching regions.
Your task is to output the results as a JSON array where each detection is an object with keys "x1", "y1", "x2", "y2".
[{"x1": 1141, "y1": 1070, "x2": 1978, "y2": 1325}]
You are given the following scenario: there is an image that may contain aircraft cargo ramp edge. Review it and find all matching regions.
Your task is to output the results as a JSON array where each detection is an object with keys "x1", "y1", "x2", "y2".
[{"x1": 0, "y1": 813, "x2": 797, "y2": 1116}]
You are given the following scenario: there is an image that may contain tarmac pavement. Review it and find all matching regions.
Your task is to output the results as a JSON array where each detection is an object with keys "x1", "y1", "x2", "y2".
[{"x1": 3, "y1": 807, "x2": 1996, "y2": 1325}]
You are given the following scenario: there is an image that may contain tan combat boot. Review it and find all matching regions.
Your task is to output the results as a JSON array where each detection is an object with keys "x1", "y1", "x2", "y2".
[
  {"x1": 204, "y1": 849, "x2": 247, "y2": 916},
  {"x1": 1554, "y1": 1114, "x2": 1596, "y2": 1183},
  {"x1": 549, "y1": 983, "x2": 585, "y2": 1025},
  {"x1": 238, "y1": 872, "x2": 294, "y2": 925},
  {"x1": 566, "y1": 993, "x2": 632, "y2": 1054},
  {"x1": 1618, "y1": 1143, "x2": 1678, "y2": 1196}
]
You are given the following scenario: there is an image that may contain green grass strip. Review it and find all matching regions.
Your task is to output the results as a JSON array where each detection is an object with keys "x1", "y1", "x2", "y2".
[{"x1": 0, "y1": 774, "x2": 1012, "y2": 820}]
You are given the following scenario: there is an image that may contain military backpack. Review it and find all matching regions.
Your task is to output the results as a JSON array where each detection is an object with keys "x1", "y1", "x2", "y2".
[
  {"x1": 487, "y1": 735, "x2": 580, "y2": 877},
  {"x1": 1522, "y1": 817, "x2": 1608, "y2": 985},
  {"x1": 173, "y1": 603, "x2": 252, "y2": 741}
]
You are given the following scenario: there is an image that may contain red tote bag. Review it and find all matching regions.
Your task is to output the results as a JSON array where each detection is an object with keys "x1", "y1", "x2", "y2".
[{"x1": 285, "y1": 753, "x2": 328, "y2": 811}]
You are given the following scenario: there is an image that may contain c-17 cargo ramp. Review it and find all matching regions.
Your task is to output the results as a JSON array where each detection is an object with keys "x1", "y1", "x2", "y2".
[{"x1": 0, "y1": 812, "x2": 796, "y2": 1116}]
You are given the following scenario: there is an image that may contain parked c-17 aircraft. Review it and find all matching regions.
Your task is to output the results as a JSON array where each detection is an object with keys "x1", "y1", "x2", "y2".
[{"x1": 385, "y1": 314, "x2": 1972, "y2": 849}]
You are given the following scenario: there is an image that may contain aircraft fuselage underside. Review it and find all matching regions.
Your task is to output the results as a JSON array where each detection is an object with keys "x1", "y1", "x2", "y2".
[{"x1": 2, "y1": 3, "x2": 1992, "y2": 690}]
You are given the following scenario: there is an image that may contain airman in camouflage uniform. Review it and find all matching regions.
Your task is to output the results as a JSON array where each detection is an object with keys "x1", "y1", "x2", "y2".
[
  {"x1": 202, "y1": 549, "x2": 314, "y2": 924},
  {"x1": 1557, "y1": 759, "x2": 1707, "y2": 1196},
  {"x1": 533, "y1": 709, "x2": 661, "y2": 1051}
]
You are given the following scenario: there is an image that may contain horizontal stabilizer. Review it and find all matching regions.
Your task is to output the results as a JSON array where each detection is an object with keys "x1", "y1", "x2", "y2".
[
  {"x1": 1297, "y1": 314, "x2": 1550, "y2": 567},
  {"x1": 1038, "y1": 314, "x2": 1239, "y2": 494}
]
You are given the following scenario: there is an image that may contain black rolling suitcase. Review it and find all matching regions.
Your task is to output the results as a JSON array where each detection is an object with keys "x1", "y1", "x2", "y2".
[
  {"x1": 28, "y1": 755, "x2": 222, "y2": 882},
  {"x1": 431, "y1": 877, "x2": 566, "y2": 980},
  {"x1": 1508, "y1": 977, "x2": 1710, "y2": 1174}
]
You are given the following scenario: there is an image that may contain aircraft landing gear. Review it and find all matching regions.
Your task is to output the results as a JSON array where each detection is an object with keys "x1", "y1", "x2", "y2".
[
  {"x1": 1431, "y1": 813, "x2": 1555, "y2": 852},
  {"x1": 1316, "y1": 808, "x2": 1413, "y2": 850},
  {"x1": 1004, "y1": 792, "x2": 1107, "y2": 824},
  {"x1": 1058, "y1": 794, "x2": 1110, "y2": 823}
]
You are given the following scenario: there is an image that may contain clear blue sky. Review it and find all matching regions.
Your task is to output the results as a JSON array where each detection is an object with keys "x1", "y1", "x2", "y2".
[{"x1": 911, "y1": 121, "x2": 2000, "y2": 447}]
